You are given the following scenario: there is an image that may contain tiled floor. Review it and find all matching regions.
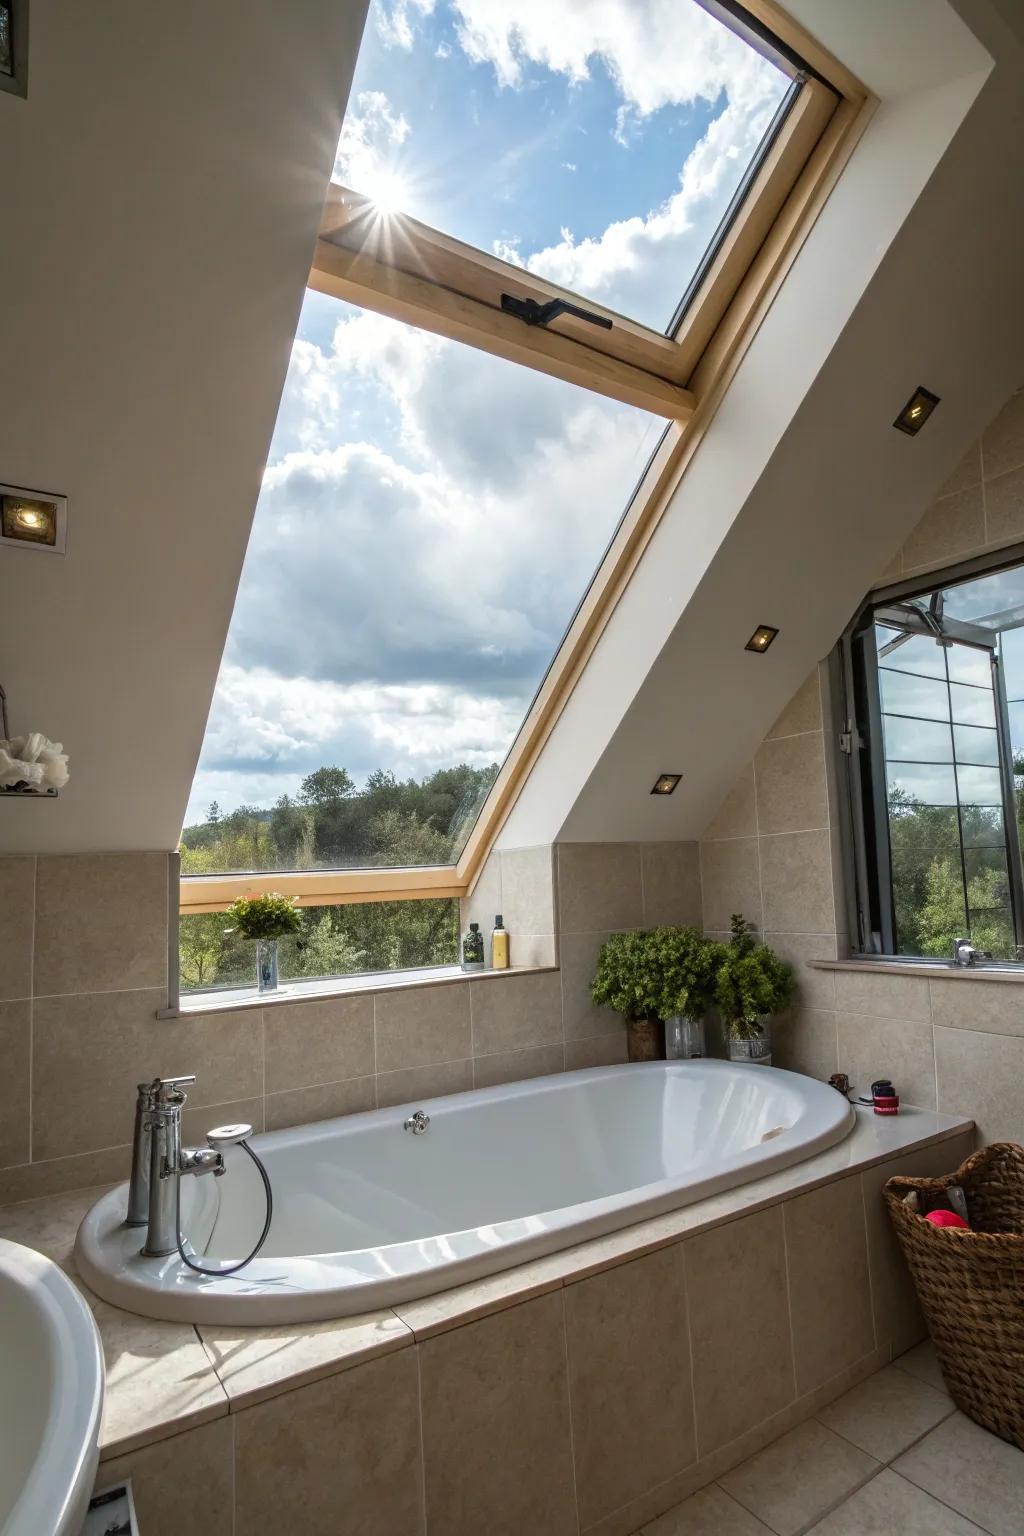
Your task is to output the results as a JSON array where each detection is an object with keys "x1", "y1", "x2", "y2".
[{"x1": 641, "y1": 1342, "x2": 1024, "y2": 1536}]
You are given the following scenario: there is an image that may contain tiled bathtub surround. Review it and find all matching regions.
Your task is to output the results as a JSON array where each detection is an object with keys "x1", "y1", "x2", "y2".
[
  {"x1": 0, "y1": 840, "x2": 702, "y2": 1203},
  {"x1": 0, "y1": 1114, "x2": 974, "y2": 1536}
]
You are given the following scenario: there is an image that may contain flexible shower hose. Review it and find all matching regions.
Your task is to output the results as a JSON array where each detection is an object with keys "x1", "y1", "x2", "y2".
[{"x1": 175, "y1": 1139, "x2": 273, "y2": 1277}]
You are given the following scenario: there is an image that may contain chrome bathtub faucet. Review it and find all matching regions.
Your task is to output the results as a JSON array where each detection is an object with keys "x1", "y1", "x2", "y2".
[
  {"x1": 126, "y1": 1075, "x2": 246, "y2": 1258},
  {"x1": 404, "y1": 1109, "x2": 430, "y2": 1135}
]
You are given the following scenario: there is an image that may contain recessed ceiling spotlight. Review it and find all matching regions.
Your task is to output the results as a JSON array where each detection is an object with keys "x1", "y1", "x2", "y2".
[
  {"x1": 0, "y1": 486, "x2": 67, "y2": 554},
  {"x1": 651, "y1": 773, "x2": 682, "y2": 796},
  {"x1": 745, "y1": 625, "x2": 779, "y2": 654},
  {"x1": 893, "y1": 386, "x2": 940, "y2": 436}
]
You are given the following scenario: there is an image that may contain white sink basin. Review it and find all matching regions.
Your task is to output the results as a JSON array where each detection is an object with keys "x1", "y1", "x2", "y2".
[{"x1": 0, "y1": 1238, "x2": 104, "y2": 1536}]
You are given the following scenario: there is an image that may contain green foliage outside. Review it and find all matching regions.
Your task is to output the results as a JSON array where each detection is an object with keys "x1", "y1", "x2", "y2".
[
  {"x1": 178, "y1": 760, "x2": 496, "y2": 991},
  {"x1": 714, "y1": 915, "x2": 795, "y2": 1040},
  {"x1": 591, "y1": 927, "x2": 722, "y2": 1023},
  {"x1": 887, "y1": 780, "x2": 1019, "y2": 960}
]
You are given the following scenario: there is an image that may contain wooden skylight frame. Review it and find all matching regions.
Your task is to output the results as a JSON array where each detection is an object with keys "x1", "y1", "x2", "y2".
[{"x1": 179, "y1": 0, "x2": 871, "y2": 917}]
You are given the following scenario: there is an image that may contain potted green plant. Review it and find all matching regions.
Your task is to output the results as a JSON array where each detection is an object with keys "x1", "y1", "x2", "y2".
[
  {"x1": 654, "y1": 926, "x2": 723, "y2": 1058},
  {"x1": 225, "y1": 893, "x2": 300, "y2": 995},
  {"x1": 590, "y1": 930, "x2": 665, "y2": 1061},
  {"x1": 714, "y1": 915, "x2": 795, "y2": 1064}
]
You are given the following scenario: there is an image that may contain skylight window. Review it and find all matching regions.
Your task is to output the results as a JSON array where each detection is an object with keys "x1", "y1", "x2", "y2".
[
  {"x1": 182, "y1": 292, "x2": 661, "y2": 876},
  {"x1": 337, "y1": 0, "x2": 794, "y2": 335}
]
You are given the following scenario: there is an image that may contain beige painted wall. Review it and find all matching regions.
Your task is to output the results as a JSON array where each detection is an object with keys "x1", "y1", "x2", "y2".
[
  {"x1": 699, "y1": 390, "x2": 1024, "y2": 1142},
  {"x1": 0, "y1": 840, "x2": 701, "y2": 1202}
]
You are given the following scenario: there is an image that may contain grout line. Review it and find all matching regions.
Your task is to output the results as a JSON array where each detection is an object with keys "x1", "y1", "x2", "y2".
[
  {"x1": 751, "y1": 751, "x2": 766, "y2": 935},
  {"x1": 27, "y1": 856, "x2": 36, "y2": 1163},
  {"x1": 680, "y1": 1245, "x2": 702, "y2": 1464},
  {"x1": 558, "y1": 1288, "x2": 583, "y2": 1536},
  {"x1": 857, "y1": 1175, "x2": 880, "y2": 1353},
  {"x1": 414, "y1": 1343, "x2": 429, "y2": 1534},
  {"x1": 779, "y1": 1205, "x2": 800, "y2": 1403},
  {"x1": 230, "y1": 1411, "x2": 237, "y2": 1536}
]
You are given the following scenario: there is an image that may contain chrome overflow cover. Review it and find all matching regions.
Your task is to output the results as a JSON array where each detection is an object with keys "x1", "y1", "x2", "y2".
[{"x1": 403, "y1": 1109, "x2": 430, "y2": 1135}]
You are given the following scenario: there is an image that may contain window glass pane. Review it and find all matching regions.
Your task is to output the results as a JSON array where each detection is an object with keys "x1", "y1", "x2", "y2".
[
  {"x1": 949, "y1": 681, "x2": 996, "y2": 727},
  {"x1": 961, "y1": 804, "x2": 1007, "y2": 848},
  {"x1": 886, "y1": 762, "x2": 957, "y2": 806},
  {"x1": 1008, "y1": 698, "x2": 1024, "y2": 750},
  {"x1": 878, "y1": 668, "x2": 950, "y2": 721},
  {"x1": 875, "y1": 631, "x2": 946, "y2": 679},
  {"x1": 945, "y1": 646, "x2": 992, "y2": 688},
  {"x1": 179, "y1": 899, "x2": 460, "y2": 993},
  {"x1": 889, "y1": 848, "x2": 965, "y2": 957},
  {"x1": 336, "y1": 0, "x2": 792, "y2": 333},
  {"x1": 182, "y1": 295, "x2": 662, "y2": 874},
  {"x1": 955, "y1": 765, "x2": 1003, "y2": 805},
  {"x1": 881, "y1": 716, "x2": 952, "y2": 763},
  {"x1": 953, "y1": 723, "x2": 999, "y2": 766},
  {"x1": 887, "y1": 800, "x2": 960, "y2": 851},
  {"x1": 998, "y1": 624, "x2": 1024, "y2": 689}
]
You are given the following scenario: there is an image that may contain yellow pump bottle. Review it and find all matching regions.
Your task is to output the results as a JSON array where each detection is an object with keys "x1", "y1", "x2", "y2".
[{"x1": 491, "y1": 914, "x2": 510, "y2": 970}]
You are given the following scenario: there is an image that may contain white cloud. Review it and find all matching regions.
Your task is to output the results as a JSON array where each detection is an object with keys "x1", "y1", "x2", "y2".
[
  {"x1": 333, "y1": 89, "x2": 410, "y2": 188},
  {"x1": 374, "y1": 0, "x2": 437, "y2": 50}
]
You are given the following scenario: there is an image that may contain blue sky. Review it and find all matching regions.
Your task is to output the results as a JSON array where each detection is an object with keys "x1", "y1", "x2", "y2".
[{"x1": 185, "y1": 0, "x2": 788, "y2": 830}]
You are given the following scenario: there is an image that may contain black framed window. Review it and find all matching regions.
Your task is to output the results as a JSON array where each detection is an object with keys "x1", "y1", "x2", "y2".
[
  {"x1": 0, "y1": 0, "x2": 28, "y2": 98},
  {"x1": 837, "y1": 546, "x2": 1024, "y2": 964}
]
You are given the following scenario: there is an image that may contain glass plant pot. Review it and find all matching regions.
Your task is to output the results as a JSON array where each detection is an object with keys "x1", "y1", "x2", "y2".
[
  {"x1": 665, "y1": 1015, "x2": 706, "y2": 1060},
  {"x1": 256, "y1": 938, "x2": 280, "y2": 994},
  {"x1": 726, "y1": 1020, "x2": 772, "y2": 1066}
]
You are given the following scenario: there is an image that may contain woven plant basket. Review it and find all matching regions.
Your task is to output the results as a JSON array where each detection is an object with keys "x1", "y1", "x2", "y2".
[{"x1": 885, "y1": 1142, "x2": 1024, "y2": 1449}]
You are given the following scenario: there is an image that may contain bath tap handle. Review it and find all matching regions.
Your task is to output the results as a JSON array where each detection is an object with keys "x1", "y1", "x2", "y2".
[{"x1": 154, "y1": 1074, "x2": 196, "y2": 1104}]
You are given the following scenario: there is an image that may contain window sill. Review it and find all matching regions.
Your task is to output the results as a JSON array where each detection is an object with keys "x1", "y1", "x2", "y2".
[
  {"x1": 809, "y1": 957, "x2": 1024, "y2": 984},
  {"x1": 160, "y1": 962, "x2": 558, "y2": 1018}
]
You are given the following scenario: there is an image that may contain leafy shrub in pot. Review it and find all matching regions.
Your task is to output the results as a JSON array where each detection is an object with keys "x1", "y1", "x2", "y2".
[
  {"x1": 591, "y1": 927, "x2": 723, "y2": 1062},
  {"x1": 714, "y1": 915, "x2": 795, "y2": 1063}
]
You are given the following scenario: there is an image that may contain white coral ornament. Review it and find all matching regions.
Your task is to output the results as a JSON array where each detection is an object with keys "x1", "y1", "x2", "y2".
[{"x1": 0, "y1": 732, "x2": 69, "y2": 791}]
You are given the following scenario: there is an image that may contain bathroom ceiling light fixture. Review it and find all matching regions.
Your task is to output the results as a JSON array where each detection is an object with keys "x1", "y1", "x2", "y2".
[
  {"x1": 893, "y1": 386, "x2": 940, "y2": 436},
  {"x1": 650, "y1": 773, "x2": 682, "y2": 795},
  {"x1": 745, "y1": 624, "x2": 779, "y2": 654},
  {"x1": 0, "y1": 484, "x2": 67, "y2": 554}
]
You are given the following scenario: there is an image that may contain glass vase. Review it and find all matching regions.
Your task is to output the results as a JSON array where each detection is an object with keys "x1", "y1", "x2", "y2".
[
  {"x1": 665, "y1": 1015, "x2": 706, "y2": 1059},
  {"x1": 256, "y1": 938, "x2": 279, "y2": 994},
  {"x1": 727, "y1": 1020, "x2": 772, "y2": 1065}
]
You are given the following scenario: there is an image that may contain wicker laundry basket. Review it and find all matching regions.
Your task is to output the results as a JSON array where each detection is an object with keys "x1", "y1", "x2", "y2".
[{"x1": 885, "y1": 1141, "x2": 1024, "y2": 1449}]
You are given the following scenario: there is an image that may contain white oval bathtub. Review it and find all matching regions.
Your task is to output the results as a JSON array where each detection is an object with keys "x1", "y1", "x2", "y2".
[{"x1": 76, "y1": 1060, "x2": 853, "y2": 1325}]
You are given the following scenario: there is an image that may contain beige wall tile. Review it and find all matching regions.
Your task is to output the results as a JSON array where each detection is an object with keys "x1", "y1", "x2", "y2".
[
  {"x1": 0, "y1": 856, "x2": 34, "y2": 1000},
  {"x1": 473, "y1": 1042, "x2": 564, "y2": 1089},
  {"x1": 265, "y1": 1075, "x2": 376, "y2": 1131},
  {"x1": 763, "y1": 932, "x2": 838, "y2": 1012},
  {"x1": 565, "y1": 1032, "x2": 628, "y2": 1070},
  {"x1": 641, "y1": 841, "x2": 702, "y2": 927},
  {"x1": 96, "y1": 1297, "x2": 229, "y2": 1457},
  {"x1": 461, "y1": 848, "x2": 503, "y2": 936},
  {"x1": 508, "y1": 932, "x2": 558, "y2": 968},
  {"x1": 834, "y1": 969, "x2": 931, "y2": 1022},
  {"x1": 235, "y1": 1349, "x2": 425, "y2": 1536},
  {"x1": 935, "y1": 1026, "x2": 1024, "y2": 1142},
  {"x1": 0, "y1": 1144, "x2": 129, "y2": 1205},
  {"x1": 685, "y1": 1207, "x2": 795, "y2": 1456},
  {"x1": 700, "y1": 838, "x2": 762, "y2": 934},
  {"x1": 929, "y1": 976, "x2": 1024, "y2": 1036},
  {"x1": 557, "y1": 843, "x2": 644, "y2": 934},
  {"x1": 900, "y1": 484, "x2": 984, "y2": 573},
  {"x1": 766, "y1": 672, "x2": 822, "y2": 739},
  {"x1": 560, "y1": 930, "x2": 623, "y2": 1040},
  {"x1": 32, "y1": 992, "x2": 262, "y2": 1159},
  {"x1": 419, "y1": 1291, "x2": 576, "y2": 1535},
  {"x1": 470, "y1": 968, "x2": 562, "y2": 1054},
  {"x1": 938, "y1": 440, "x2": 983, "y2": 496},
  {"x1": 981, "y1": 461, "x2": 1024, "y2": 545},
  {"x1": 982, "y1": 390, "x2": 1024, "y2": 479},
  {"x1": 180, "y1": 1094, "x2": 264, "y2": 1144},
  {"x1": 759, "y1": 830, "x2": 835, "y2": 935},
  {"x1": 376, "y1": 1057, "x2": 473, "y2": 1109},
  {"x1": 784, "y1": 1174, "x2": 875, "y2": 1395},
  {"x1": 719, "y1": 1420, "x2": 878, "y2": 1536},
  {"x1": 34, "y1": 852, "x2": 168, "y2": 996},
  {"x1": 566, "y1": 1245, "x2": 696, "y2": 1528},
  {"x1": 0, "y1": 1000, "x2": 30, "y2": 1167},
  {"x1": 263, "y1": 994, "x2": 373, "y2": 1093},
  {"x1": 703, "y1": 764, "x2": 757, "y2": 841},
  {"x1": 817, "y1": 1364, "x2": 953, "y2": 1463},
  {"x1": 771, "y1": 1007, "x2": 837, "y2": 1081},
  {"x1": 374, "y1": 980, "x2": 471, "y2": 1072},
  {"x1": 96, "y1": 1417, "x2": 234, "y2": 1536},
  {"x1": 836, "y1": 1011, "x2": 937, "y2": 1109},
  {"x1": 754, "y1": 733, "x2": 827, "y2": 836},
  {"x1": 500, "y1": 845, "x2": 556, "y2": 936}
]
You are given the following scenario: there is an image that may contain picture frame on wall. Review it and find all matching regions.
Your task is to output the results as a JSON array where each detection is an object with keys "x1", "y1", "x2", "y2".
[{"x1": 0, "y1": 0, "x2": 28, "y2": 99}]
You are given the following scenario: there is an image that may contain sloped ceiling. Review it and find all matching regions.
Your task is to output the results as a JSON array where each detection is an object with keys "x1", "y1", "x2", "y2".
[{"x1": 0, "y1": 0, "x2": 367, "y2": 853}]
